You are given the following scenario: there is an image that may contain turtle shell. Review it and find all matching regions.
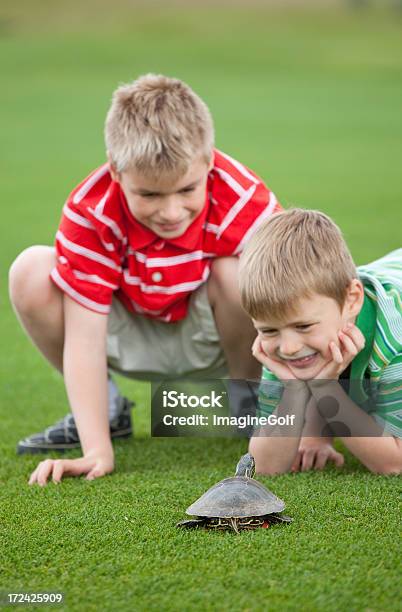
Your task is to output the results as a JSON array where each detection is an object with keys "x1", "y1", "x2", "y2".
[{"x1": 186, "y1": 476, "x2": 285, "y2": 519}]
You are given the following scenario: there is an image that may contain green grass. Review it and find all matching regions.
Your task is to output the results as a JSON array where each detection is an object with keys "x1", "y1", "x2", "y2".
[{"x1": 0, "y1": 2, "x2": 401, "y2": 611}]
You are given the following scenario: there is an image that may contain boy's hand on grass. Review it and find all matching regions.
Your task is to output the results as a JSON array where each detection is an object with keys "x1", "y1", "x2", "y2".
[
  {"x1": 291, "y1": 437, "x2": 344, "y2": 472},
  {"x1": 312, "y1": 323, "x2": 365, "y2": 381},
  {"x1": 252, "y1": 337, "x2": 299, "y2": 382},
  {"x1": 28, "y1": 450, "x2": 114, "y2": 486}
]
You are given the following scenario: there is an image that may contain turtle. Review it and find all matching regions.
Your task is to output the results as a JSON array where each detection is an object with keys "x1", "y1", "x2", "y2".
[{"x1": 176, "y1": 453, "x2": 292, "y2": 533}]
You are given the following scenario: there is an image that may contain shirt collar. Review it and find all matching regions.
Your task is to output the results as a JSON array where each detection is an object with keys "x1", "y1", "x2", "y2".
[{"x1": 119, "y1": 184, "x2": 210, "y2": 251}]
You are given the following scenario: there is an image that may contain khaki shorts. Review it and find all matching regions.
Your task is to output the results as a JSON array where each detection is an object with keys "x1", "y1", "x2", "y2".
[{"x1": 106, "y1": 283, "x2": 228, "y2": 381}]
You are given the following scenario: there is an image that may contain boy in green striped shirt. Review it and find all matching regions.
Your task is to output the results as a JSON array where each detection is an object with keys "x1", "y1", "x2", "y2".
[{"x1": 239, "y1": 209, "x2": 402, "y2": 475}]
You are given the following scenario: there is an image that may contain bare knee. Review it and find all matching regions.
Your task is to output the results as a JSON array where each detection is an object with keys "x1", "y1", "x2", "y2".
[
  {"x1": 9, "y1": 246, "x2": 58, "y2": 315},
  {"x1": 208, "y1": 257, "x2": 240, "y2": 306}
]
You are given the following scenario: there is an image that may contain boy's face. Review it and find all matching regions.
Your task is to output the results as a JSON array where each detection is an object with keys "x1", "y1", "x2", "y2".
[
  {"x1": 253, "y1": 284, "x2": 364, "y2": 380},
  {"x1": 110, "y1": 156, "x2": 212, "y2": 239}
]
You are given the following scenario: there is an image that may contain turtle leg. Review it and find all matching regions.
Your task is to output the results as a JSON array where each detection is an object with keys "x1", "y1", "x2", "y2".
[
  {"x1": 267, "y1": 513, "x2": 293, "y2": 524},
  {"x1": 176, "y1": 518, "x2": 208, "y2": 529},
  {"x1": 230, "y1": 517, "x2": 240, "y2": 533}
]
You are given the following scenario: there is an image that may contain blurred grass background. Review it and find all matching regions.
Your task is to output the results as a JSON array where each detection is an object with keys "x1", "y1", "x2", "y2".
[{"x1": 0, "y1": 1, "x2": 401, "y2": 611}]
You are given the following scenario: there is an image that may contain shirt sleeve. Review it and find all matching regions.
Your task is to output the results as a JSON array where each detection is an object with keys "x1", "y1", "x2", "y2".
[
  {"x1": 372, "y1": 355, "x2": 402, "y2": 438},
  {"x1": 258, "y1": 367, "x2": 283, "y2": 417},
  {"x1": 50, "y1": 198, "x2": 124, "y2": 314},
  {"x1": 212, "y1": 183, "x2": 282, "y2": 257}
]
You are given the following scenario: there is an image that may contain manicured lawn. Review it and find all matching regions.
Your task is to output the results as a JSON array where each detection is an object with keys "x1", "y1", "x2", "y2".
[{"x1": 0, "y1": 2, "x2": 401, "y2": 610}]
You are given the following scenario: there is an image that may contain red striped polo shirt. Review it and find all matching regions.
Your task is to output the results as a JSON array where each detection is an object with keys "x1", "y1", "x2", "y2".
[{"x1": 50, "y1": 149, "x2": 281, "y2": 322}]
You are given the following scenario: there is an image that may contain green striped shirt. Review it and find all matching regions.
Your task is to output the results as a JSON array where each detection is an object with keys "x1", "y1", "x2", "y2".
[{"x1": 259, "y1": 249, "x2": 402, "y2": 438}]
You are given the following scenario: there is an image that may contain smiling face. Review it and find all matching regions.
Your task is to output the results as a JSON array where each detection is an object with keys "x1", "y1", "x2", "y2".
[
  {"x1": 253, "y1": 285, "x2": 364, "y2": 380},
  {"x1": 110, "y1": 156, "x2": 212, "y2": 239}
]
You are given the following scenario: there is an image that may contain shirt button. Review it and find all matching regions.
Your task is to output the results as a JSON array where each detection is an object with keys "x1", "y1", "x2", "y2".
[
  {"x1": 154, "y1": 240, "x2": 165, "y2": 251},
  {"x1": 151, "y1": 271, "x2": 163, "y2": 282}
]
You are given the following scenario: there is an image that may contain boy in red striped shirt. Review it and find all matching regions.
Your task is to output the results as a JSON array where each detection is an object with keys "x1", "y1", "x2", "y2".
[{"x1": 9, "y1": 74, "x2": 281, "y2": 485}]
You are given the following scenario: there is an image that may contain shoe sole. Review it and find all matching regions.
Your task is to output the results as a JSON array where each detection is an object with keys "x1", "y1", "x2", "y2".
[{"x1": 16, "y1": 428, "x2": 133, "y2": 455}]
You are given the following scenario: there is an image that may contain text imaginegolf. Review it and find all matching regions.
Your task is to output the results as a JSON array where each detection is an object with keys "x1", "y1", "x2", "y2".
[{"x1": 162, "y1": 414, "x2": 296, "y2": 429}]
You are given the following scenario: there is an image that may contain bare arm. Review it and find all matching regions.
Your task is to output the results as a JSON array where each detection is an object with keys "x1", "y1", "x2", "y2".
[
  {"x1": 342, "y1": 435, "x2": 402, "y2": 474},
  {"x1": 250, "y1": 381, "x2": 310, "y2": 475},
  {"x1": 63, "y1": 295, "x2": 112, "y2": 457},
  {"x1": 304, "y1": 324, "x2": 402, "y2": 474},
  {"x1": 249, "y1": 337, "x2": 310, "y2": 475},
  {"x1": 29, "y1": 295, "x2": 114, "y2": 485},
  {"x1": 308, "y1": 380, "x2": 402, "y2": 474}
]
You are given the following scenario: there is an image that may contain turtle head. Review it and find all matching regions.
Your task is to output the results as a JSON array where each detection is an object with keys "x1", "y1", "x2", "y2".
[{"x1": 235, "y1": 453, "x2": 255, "y2": 478}]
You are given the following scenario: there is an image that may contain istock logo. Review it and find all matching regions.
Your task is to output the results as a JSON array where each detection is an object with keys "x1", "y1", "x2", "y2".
[{"x1": 162, "y1": 390, "x2": 225, "y2": 409}]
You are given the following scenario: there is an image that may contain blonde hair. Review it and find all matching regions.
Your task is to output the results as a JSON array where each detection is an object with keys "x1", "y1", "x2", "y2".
[
  {"x1": 239, "y1": 208, "x2": 357, "y2": 321},
  {"x1": 104, "y1": 74, "x2": 214, "y2": 178}
]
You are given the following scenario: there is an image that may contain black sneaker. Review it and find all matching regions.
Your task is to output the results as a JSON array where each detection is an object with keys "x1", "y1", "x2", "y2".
[{"x1": 17, "y1": 397, "x2": 134, "y2": 455}]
